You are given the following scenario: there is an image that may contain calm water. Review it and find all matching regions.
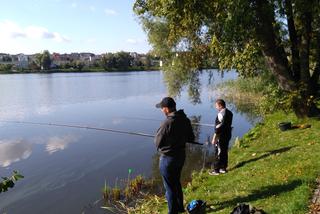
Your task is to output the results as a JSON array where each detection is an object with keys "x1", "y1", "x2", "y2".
[{"x1": 0, "y1": 70, "x2": 256, "y2": 213}]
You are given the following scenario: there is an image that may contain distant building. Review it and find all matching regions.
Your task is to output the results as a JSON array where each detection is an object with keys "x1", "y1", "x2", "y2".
[
  {"x1": 0, "y1": 53, "x2": 11, "y2": 62},
  {"x1": 79, "y1": 52, "x2": 95, "y2": 65},
  {"x1": 17, "y1": 54, "x2": 29, "y2": 68},
  {"x1": 69, "y1": 53, "x2": 80, "y2": 61},
  {"x1": 151, "y1": 59, "x2": 161, "y2": 67}
]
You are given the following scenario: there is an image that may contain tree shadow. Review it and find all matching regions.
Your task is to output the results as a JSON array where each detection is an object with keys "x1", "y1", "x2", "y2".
[
  {"x1": 207, "y1": 179, "x2": 303, "y2": 212},
  {"x1": 230, "y1": 146, "x2": 296, "y2": 170}
]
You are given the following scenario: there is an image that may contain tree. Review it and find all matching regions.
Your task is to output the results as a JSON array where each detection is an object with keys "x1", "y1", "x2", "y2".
[
  {"x1": 101, "y1": 53, "x2": 116, "y2": 70},
  {"x1": 36, "y1": 50, "x2": 52, "y2": 70},
  {"x1": 114, "y1": 51, "x2": 133, "y2": 69},
  {"x1": 0, "y1": 64, "x2": 13, "y2": 71},
  {"x1": 72, "y1": 61, "x2": 85, "y2": 71},
  {"x1": 134, "y1": 0, "x2": 320, "y2": 117}
]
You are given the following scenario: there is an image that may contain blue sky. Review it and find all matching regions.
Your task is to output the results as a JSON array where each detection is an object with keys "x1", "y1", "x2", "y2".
[{"x1": 0, "y1": 0, "x2": 151, "y2": 54}]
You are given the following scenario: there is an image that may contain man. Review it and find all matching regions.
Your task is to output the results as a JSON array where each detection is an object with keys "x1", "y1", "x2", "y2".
[
  {"x1": 155, "y1": 97, "x2": 195, "y2": 214},
  {"x1": 209, "y1": 99, "x2": 233, "y2": 175}
]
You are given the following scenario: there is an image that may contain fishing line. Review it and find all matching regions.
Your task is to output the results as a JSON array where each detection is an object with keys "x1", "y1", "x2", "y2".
[
  {"x1": 0, "y1": 120, "x2": 203, "y2": 145},
  {"x1": 119, "y1": 116, "x2": 215, "y2": 128}
]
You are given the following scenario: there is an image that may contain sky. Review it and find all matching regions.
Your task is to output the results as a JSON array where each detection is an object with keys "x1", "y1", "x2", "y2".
[{"x1": 0, "y1": 0, "x2": 151, "y2": 54}]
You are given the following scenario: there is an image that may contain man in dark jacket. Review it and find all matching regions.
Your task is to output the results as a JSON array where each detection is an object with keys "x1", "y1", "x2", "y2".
[
  {"x1": 155, "y1": 97, "x2": 195, "y2": 214},
  {"x1": 209, "y1": 99, "x2": 233, "y2": 175}
]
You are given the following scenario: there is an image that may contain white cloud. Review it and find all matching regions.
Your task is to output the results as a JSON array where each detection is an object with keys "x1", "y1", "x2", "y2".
[
  {"x1": 0, "y1": 20, "x2": 25, "y2": 39},
  {"x1": 52, "y1": 32, "x2": 71, "y2": 43},
  {"x1": 104, "y1": 8, "x2": 117, "y2": 16},
  {"x1": 126, "y1": 38, "x2": 143, "y2": 44},
  {"x1": 71, "y1": 2, "x2": 77, "y2": 8},
  {"x1": 0, "y1": 20, "x2": 70, "y2": 43}
]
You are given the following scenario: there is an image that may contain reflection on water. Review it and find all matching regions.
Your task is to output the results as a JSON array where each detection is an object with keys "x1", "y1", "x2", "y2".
[
  {"x1": 0, "y1": 71, "x2": 257, "y2": 214},
  {"x1": 46, "y1": 135, "x2": 78, "y2": 154},
  {"x1": 0, "y1": 140, "x2": 32, "y2": 167}
]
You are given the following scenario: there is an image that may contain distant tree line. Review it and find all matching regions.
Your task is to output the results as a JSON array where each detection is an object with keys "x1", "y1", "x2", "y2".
[{"x1": 0, "y1": 50, "x2": 160, "y2": 72}]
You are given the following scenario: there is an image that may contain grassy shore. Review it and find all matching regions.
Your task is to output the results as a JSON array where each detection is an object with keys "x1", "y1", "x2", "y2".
[{"x1": 133, "y1": 112, "x2": 320, "y2": 213}]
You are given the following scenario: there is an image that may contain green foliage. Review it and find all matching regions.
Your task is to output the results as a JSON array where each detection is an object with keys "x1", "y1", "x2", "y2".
[
  {"x1": 102, "y1": 179, "x2": 111, "y2": 201},
  {"x1": 240, "y1": 123, "x2": 264, "y2": 146},
  {"x1": 134, "y1": 0, "x2": 320, "y2": 117},
  {"x1": 162, "y1": 54, "x2": 202, "y2": 104},
  {"x1": 0, "y1": 64, "x2": 13, "y2": 72},
  {"x1": 101, "y1": 175, "x2": 162, "y2": 213},
  {"x1": 219, "y1": 71, "x2": 289, "y2": 116},
  {"x1": 100, "y1": 52, "x2": 158, "y2": 71},
  {"x1": 0, "y1": 171, "x2": 24, "y2": 193},
  {"x1": 36, "y1": 50, "x2": 52, "y2": 70},
  {"x1": 72, "y1": 61, "x2": 85, "y2": 71},
  {"x1": 133, "y1": 0, "x2": 265, "y2": 75}
]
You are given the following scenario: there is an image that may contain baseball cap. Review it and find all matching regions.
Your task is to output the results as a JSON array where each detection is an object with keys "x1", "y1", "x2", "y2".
[{"x1": 155, "y1": 97, "x2": 176, "y2": 108}]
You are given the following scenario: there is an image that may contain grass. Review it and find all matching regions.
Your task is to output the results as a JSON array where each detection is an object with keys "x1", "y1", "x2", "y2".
[
  {"x1": 132, "y1": 112, "x2": 320, "y2": 213},
  {"x1": 215, "y1": 73, "x2": 287, "y2": 117}
]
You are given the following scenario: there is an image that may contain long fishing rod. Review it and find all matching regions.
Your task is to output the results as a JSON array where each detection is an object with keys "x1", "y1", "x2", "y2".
[
  {"x1": 119, "y1": 116, "x2": 215, "y2": 128},
  {"x1": 0, "y1": 120, "x2": 203, "y2": 145}
]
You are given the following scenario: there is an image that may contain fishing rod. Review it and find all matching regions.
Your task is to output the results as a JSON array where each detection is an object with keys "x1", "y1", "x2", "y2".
[
  {"x1": 0, "y1": 120, "x2": 203, "y2": 145},
  {"x1": 119, "y1": 116, "x2": 215, "y2": 128}
]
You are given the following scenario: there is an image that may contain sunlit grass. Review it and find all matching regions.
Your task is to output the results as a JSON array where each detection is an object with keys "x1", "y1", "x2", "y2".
[{"x1": 133, "y1": 112, "x2": 320, "y2": 213}]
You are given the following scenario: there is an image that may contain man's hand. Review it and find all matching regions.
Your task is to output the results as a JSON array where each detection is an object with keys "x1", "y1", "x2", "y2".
[{"x1": 211, "y1": 133, "x2": 219, "y2": 144}]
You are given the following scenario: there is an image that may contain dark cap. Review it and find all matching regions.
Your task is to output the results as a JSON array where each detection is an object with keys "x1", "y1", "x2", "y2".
[{"x1": 155, "y1": 97, "x2": 176, "y2": 108}]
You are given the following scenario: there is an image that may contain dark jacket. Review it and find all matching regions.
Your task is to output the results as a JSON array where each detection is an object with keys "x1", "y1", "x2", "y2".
[
  {"x1": 155, "y1": 109, "x2": 195, "y2": 157},
  {"x1": 215, "y1": 108, "x2": 233, "y2": 139}
]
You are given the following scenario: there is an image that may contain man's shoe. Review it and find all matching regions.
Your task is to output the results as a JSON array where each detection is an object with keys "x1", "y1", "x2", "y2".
[
  {"x1": 219, "y1": 169, "x2": 227, "y2": 174},
  {"x1": 209, "y1": 171, "x2": 220, "y2": 176}
]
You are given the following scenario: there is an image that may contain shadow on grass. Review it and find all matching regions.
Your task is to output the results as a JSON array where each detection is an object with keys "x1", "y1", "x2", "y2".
[
  {"x1": 230, "y1": 146, "x2": 296, "y2": 170},
  {"x1": 207, "y1": 179, "x2": 303, "y2": 212}
]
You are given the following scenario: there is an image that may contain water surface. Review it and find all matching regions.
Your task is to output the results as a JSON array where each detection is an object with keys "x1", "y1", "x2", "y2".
[{"x1": 0, "y1": 70, "x2": 256, "y2": 213}]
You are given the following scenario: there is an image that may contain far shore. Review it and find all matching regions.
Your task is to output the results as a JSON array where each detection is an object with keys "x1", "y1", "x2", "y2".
[{"x1": 0, "y1": 66, "x2": 161, "y2": 74}]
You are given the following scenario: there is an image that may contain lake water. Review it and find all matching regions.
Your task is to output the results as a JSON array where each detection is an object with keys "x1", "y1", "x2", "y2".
[{"x1": 0, "y1": 70, "x2": 256, "y2": 213}]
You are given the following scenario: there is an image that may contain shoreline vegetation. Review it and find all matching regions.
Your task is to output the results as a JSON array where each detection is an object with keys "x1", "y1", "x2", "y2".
[
  {"x1": 0, "y1": 66, "x2": 161, "y2": 74},
  {"x1": 113, "y1": 76, "x2": 320, "y2": 213}
]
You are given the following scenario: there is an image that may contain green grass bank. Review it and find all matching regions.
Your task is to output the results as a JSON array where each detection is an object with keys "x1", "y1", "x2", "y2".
[{"x1": 134, "y1": 112, "x2": 320, "y2": 213}]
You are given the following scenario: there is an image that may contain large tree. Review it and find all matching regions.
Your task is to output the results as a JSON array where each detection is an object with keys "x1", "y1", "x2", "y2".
[
  {"x1": 134, "y1": 0, "x2": 320, "y2": 117},
  {"x1": 36, "y1": 50, "x2": 52, "y2": 70}
]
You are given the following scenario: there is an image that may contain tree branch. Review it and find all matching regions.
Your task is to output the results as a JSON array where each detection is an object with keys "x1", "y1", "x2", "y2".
[{"x1": 299, "y1": 10, "x2": 312, "y2": 82}]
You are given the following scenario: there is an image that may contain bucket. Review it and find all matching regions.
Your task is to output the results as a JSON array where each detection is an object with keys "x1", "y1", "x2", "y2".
[{"x1": 278, "y1": 122, "x2": 291, "y2": 131}]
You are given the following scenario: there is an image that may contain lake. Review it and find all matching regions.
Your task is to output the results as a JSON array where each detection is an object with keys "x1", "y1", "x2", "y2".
[{"x1": 0, "y1": 70, "x2": 256, "y2": 213}]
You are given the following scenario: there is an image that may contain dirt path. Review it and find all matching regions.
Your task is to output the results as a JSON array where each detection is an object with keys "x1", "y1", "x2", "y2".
[{"x1": 310, "y1": 178, "x2": 320, "y2": 214}]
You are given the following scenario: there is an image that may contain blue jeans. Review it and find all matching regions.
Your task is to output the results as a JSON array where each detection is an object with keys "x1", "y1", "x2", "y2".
[{"x1": 159, "y1": 154, "x2": 185, "y2": 214}]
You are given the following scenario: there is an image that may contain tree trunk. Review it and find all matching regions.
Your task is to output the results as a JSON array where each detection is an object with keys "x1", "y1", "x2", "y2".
[
  {"x1": 310, "y1": 28, "x2": 320, "y2": 92},
  {"x1": 299, "y1": 11, "x2": 312, "y2": 82},
  {"x1": 252, "y1": 0, "x2": 296, "y2": 91},
  {"x1": 253, "y1": 0, "x2": 319, "y2": 117}
]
